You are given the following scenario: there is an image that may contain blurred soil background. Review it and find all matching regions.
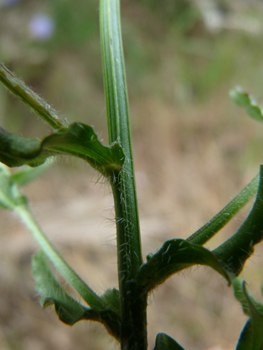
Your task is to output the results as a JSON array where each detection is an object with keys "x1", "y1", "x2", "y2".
[{"x1": 1, "y1": 0, "x2": 263, "y2": 349}]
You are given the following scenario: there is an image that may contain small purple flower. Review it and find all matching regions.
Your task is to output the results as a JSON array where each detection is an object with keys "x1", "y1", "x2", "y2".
[{"x1": 29, "y1": 14, "x2": 54, "y2": 40}]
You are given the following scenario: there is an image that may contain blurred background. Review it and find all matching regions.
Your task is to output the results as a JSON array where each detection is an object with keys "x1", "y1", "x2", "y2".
[{"x1": 1, "y1": 0, "x2": 263, "y2": 349}]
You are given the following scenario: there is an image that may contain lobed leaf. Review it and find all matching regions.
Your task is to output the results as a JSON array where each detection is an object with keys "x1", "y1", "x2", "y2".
[
  {"x1": 32, "y1": 251, "x2": 121, "y2": 339},
  {"x1": 213, "y1": 165, "x2": 263, "y2": 279},
  {"x1": 136, "y1": 238, "x2": 231, "y2": 293},
  {"x1": 230, "y1": 87, "x2": 263, "y2": 122},
  {"x1": 153, "y1": 333, "x2": 185, "y2": 350},
  {"x1": 0, "y1": 123, "x2": 124, "y2": 176}
]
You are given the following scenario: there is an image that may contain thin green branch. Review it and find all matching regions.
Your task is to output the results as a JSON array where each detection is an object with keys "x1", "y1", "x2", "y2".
[
  {"x1": 187, "y1": 173, "x2": 259, "y2": 245},
  {"x1": 0, "y1": 63, "x2": 68, "y2": 131},
  {"x1": 15, "y1": 205, "x2": 107, "y2": 311}
]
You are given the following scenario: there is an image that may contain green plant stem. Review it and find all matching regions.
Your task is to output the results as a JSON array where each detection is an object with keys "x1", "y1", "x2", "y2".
[
  {"x1": 100, "y1": 1, "x2": 147, "y2": 348},
  {"x1": 187, "y1": 173, "x2": 259, "y2": 245},
  {"x1": 0, "y1": 63, "x2": 68, "y2": 131},
  {"x1": 15, "y1": 204, "x2": 107, "y2": 311},
  {"x1": 111, "y1": 177, "x2": 147, "y2": 349}
]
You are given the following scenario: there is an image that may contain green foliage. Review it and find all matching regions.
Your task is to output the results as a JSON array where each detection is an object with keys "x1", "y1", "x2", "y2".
[
  {"x1": 100, "y1": 288, "x2": 120, "y2": 316},
  {"x1": 0, "y1": 1, "x2": 263, "y2": 350},
  {"x1": 0, "y1": 161, "x2": 108, "y2": 311},
  {"x1": 32, "y1": 251, "x2": 121, "y2": 339},
  {"x1": 213, "y1": 165, "x2": 263, "y2": 279},
  {"x1": 233, "y1": 279, "x2": 263, "y2": 350},
  {"x1": 187, "y1": 173, "x2": 259, "y2": 245},
  {"x1": 0, "y1": 122, "x2": 124, "y2": 175},
  {"x1": 230, "y1": 87, "x2": 263, "y2": 123},
  {"x1": 153, "y1": 333, "x2": 185, "y2": 350},
  {"x1": 136, "y1": 238, "x2": 231, "y2": 293},
  {"x1": 32, "y1": 251, "x2": 91, "y2": 325}
]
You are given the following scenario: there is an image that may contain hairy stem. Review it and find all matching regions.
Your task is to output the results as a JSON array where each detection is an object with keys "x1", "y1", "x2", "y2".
[
  {"x1": 0, "y1": 63, "x2": 68, "y2": 131},
  {"x1": 100, "y1": 0, "x2": 147, "y2": 348}
]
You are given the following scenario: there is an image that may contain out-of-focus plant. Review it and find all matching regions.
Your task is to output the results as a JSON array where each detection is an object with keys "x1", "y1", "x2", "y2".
[{"x1": 0, "y1": 1, "x2": 263, "y2": 349}]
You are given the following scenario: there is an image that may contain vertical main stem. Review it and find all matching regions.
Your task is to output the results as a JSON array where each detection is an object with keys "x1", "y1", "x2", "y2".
[
  {"x1": 111, "y1": 175, "x2": 147, "y2": 350},
  {"x1": 100, "y1": 0, "x2": 147, "y2": 349}
]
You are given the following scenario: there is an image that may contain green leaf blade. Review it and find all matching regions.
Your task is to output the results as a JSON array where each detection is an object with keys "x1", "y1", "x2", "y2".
[
  {"x1": 32, "y1": 251, "x2": 89, "y2": 325},
  {"x1": 17, "y1": 206, "x2": 107, "y2": 311},
  {"x1": 32, "y1": 251, "x2": 121, "y2": 339},
  {"x1": 233, "y1": 280, "x2": 263, "y2": 350},
  {"x1": 213, "y1": 165, "x2": 263, "y2": 279},
  {"x1": 0, "y1": 163, "x2": 107, "y2": 311},
  {"x1": 243, "y1": 283, "x2": 263, "y2": 349},
  {"x1": 0, "y1": 128, "x2": 45, "y2": 167},
  {"x1": 153, "y1": 333, "x2": 185, "y2": 350},
  {"x1": 42, "y1": 123, "x2": 124, "y2": 174},
  {"x1": 236, "y1": 320, "x2": 253, "y2": 350},
  {"x1": 136, "y1": 238, "x2": 231, "y2": 293},
  {"x1": 0, "y1": 123, "x2": 125, "y2": 176},
  {"x1": 230, "y1": 87, "x2": 263, "y2": 122}
]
